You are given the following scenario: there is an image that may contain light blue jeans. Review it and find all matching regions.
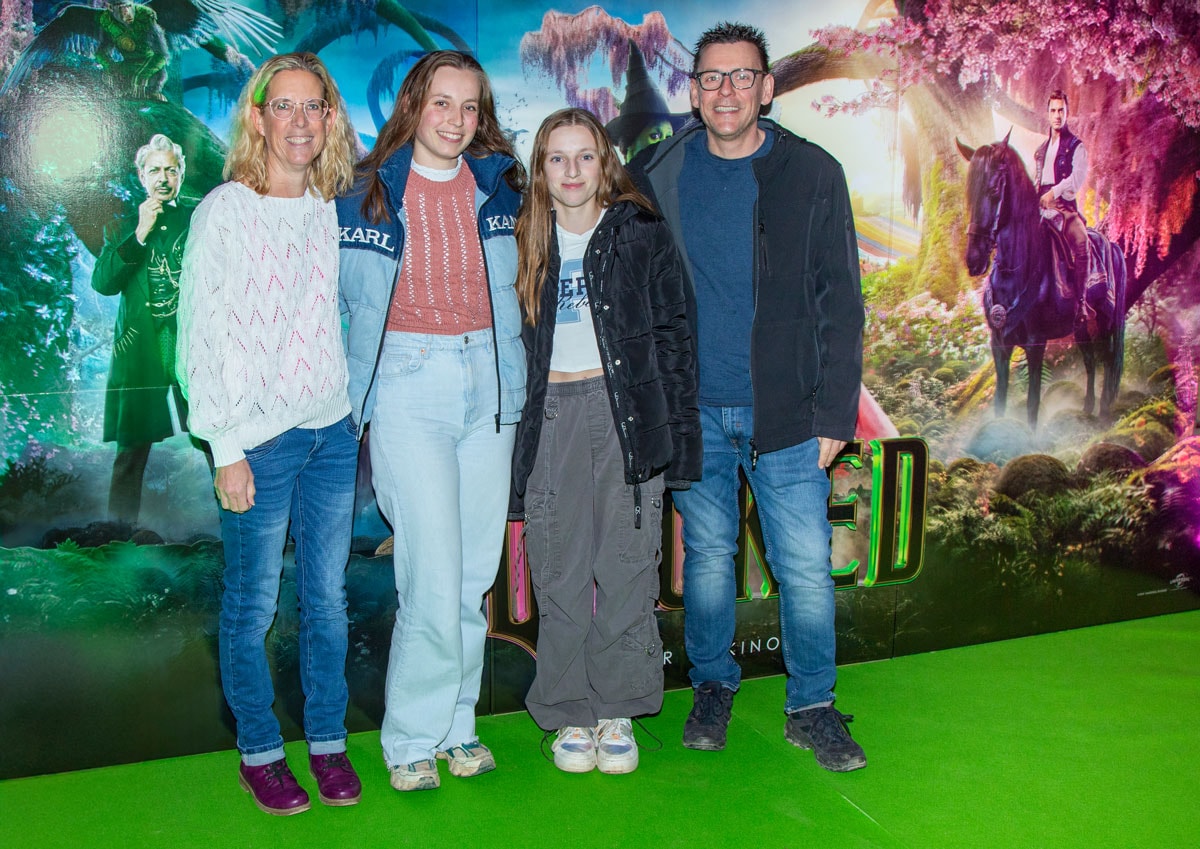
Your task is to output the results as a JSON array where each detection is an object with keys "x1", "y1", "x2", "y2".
[
  {"x1": 671, "y1": 405, "x2": 837, "y2": 713},
  {"x1": 217, "y1": 415, "x2": 357, "y2": 766},
  {"x1": 369, "y1": 332, "x2": 515, "y2": 768}
]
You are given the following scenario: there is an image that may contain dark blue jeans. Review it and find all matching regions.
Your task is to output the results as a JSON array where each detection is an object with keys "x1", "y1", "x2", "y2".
[{"x1": 217, "y1": 415, "x2": 357, "y2": 765}]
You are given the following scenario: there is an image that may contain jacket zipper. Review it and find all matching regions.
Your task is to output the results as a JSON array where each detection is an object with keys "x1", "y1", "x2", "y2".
[
  {"x1": 479, "y1": 171, "x2": 508, "y2": 433},
  {"x1": 750, "y1": 190, "x2": 764, "y2": 471}
]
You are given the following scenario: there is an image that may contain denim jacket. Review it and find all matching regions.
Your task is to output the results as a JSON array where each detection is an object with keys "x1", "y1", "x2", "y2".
[{"x1": 336, "y1": 146, "x2": 526, "y2": 436}]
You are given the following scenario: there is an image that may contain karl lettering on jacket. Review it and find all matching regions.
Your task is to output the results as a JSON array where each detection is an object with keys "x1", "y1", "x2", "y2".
[{"x1": 339, "y1": 215, "x2": 514, "y2": 254}]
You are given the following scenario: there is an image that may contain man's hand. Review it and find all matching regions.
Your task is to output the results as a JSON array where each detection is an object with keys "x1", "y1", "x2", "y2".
[
  {"x1": 214, "y1": 459, "x2": 255, "y2": 514},
  {"x1": 816, "y1": 436, "x2": 847, "y2": 469},
  {"x1": 1039, "y1": 189, "x2": 1056, "y2": 210},
  {"x1": 135, "y1": 197, "x2": 163, "y2": 244}
]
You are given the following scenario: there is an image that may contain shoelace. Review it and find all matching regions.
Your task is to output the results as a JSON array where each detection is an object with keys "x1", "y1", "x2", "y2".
[
  {"x1": 693, "y1": 687, "x2": 730, "y2": 724},
  {"x1": 632, "y1": 717, "x2": 663, "y2": 752},
  {"x1": 313, "y1": 753, "x2": 351, "y2": 776},
  {"x1": 808, "y1": 709, "x2": 857, "y2": 746},
  {"x1": 540, "y1": 728, "x2": 590, "y2": 763},
  {"x1": 263, "y1": 761, "x2": 293, "y2": 787}
]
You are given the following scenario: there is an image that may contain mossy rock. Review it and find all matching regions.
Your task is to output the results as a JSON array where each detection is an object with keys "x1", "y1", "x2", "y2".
[
  {"x1": 943, "y1": 360, "x2": 973, "y2": 381},
  {"x1": 1075, "y1": 441, "x2": 1146, "y2": 479},
  {"x1": 1041, "y1": 380, "x2": 1085, "y2": 416},
  {"x1": 1130, "y1": 437, "x2": 1200, "y2": 580},
  {"x1": 945, "y1": 457, "x2": 988, "y2": 479},
  {"x1": 894, "y1": 417, "x2": 922, "y2": 436},
  {"x1": 992, "y1": 453, "x2": 1071, "y2": 500},
  {"x1": 1117, "y1": 398, "x2": 1176, "y2": 433},
  {"x1": 1104, "y1": 421, "x2": 1176, "y2": 463},
  {"x1": 1147, "y1": 365, "x2": 1177, "y2": 398},
  {"x1": 1111, "y1": 389, "x2": 1149, "y2": 420},
  {"x1": 965, "y1": 417, "x2": 1035, "y2": 465},
  {"x1": 1038, "y1": 409, "x2": 1100, "y2": 450},
  {"x1": 932, "y1": 367, "x2": 957, "y2": 384}
]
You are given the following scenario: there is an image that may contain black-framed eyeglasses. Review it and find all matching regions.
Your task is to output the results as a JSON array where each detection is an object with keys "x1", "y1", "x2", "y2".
[
  {"x1": 692, "y1": 68, "x2": 767, "y2": 91},
  {"x1": 262, "y1": 97, "x2": 330, "y2": 120}
]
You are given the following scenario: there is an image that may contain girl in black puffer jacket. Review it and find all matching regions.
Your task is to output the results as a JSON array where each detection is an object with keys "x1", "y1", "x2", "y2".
[{"x1": 511, "y1": 107, "x2": 699, "y2": 775}]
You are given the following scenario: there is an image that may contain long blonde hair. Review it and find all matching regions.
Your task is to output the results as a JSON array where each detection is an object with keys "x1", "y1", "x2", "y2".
[
  {"x1": 515, "y1": 107, "x2": 655, "y2": 324},
  {"x1": 224, "y1": 52, "x2": 357, "y2": 201},
  {"x1": 356, "y1": 51, "x2": 526, "y2": 224}
]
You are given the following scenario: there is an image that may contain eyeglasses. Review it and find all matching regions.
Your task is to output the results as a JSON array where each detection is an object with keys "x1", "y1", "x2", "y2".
[
  {"x1": 692, "y1": 68, "x2": 767, "y2": 91},
  {"x1": 262, "y1": 97, "x2": 330, "y2": 120}
]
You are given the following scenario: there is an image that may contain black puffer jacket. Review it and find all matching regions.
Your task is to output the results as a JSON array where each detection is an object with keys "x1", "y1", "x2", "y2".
[{"x1": 509, "y1": 201, "x2": 701, "y2": 520}]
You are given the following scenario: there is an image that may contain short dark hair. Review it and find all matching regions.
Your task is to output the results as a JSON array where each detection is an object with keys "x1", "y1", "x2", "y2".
[
  {"x1": 693, "y1": 21, "x2": 769, "y2": 74},
  {"x1": 1047, "y1": 89, "x2": 1069, "y2": 110}
]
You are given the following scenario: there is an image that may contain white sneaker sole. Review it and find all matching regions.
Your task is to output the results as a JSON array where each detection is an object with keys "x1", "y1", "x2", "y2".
[
  {"x1": 596, "y1": 749, "x2": 639, "y2": 774},
  {"x1": 553, "y1": 749, "x2": 597, "y2": 773}
]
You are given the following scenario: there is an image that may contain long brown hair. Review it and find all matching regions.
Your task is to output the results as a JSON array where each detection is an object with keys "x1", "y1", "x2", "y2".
[
  {"x1": 225, "y1": 52, "x2": 357, "y2": 201},
  {"x1": 356, "y1": 51, "x2": 526, "y2": 223},
  {"x1": 515, "y1": 107, "x2": 655, "y2": 324}
]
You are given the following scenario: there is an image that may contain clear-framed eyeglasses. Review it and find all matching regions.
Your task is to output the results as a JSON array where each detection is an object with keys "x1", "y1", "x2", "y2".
[
  {"x1": 262, "y1": 97, "x2": 330, "y2": 120},
  {"x1": 692, "y1": 69, "x2": 767, "y2": 91}
]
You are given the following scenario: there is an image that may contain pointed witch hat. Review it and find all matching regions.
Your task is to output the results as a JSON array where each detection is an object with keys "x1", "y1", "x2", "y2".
[{"x1": 605, "y1": 41, "x2": 690, "y2": 151}]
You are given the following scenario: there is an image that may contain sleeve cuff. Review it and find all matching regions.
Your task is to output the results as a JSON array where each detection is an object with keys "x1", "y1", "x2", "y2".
[{"x1": 209, "y1": 438, "x2": 246, "y2": 468}]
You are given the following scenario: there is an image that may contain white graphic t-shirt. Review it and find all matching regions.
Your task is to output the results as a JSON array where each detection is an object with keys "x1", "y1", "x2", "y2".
[{"x1": 549, "y1": 223, "x2": 602, "y2": 373}]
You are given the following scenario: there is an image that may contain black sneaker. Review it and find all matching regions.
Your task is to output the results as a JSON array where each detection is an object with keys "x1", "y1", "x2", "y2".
[
  {"x1": 785, "y1": 706, "x2": 867, "y2": 772},
  {"x1": 682, "y1": 681, "x2": 734, "y2": 751}
]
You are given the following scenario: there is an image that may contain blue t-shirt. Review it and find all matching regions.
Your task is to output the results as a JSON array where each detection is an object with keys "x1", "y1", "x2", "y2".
[{"x1": 678, "y1": 128, "x2": 774, "y2": 405}]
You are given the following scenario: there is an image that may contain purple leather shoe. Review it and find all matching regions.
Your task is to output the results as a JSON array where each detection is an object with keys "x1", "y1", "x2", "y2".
[
  {"x1": 309, "y1": 752, "x2": 362, "y2": 806},
  {"x1": 238, "y1": 759, "x2": 311, "y2": 815}
]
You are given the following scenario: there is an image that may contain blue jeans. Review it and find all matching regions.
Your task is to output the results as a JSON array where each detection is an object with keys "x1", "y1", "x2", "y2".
[
  {"x1": 671, "y1": 405, "x2": 836, "y2": 713},
  {"x1": 218, "y1": 415, "x2": 357, "y2": 766},
  {"x1": 369, "y1": 332, "x2": 515, "y2": 768}
]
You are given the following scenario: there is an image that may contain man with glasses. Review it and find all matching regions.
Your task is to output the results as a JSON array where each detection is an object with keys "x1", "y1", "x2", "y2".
[
  {"x1": 630, "y1": 21, "x2": 866, "y2": 771},
  {"x1": 92, "y1": 133, "x2": 195, "y2": 525}
]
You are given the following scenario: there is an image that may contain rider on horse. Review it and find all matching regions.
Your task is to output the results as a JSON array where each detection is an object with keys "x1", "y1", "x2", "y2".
[{"x1": 1033, "y1": 89, "x2": 1096, "y2": 332}]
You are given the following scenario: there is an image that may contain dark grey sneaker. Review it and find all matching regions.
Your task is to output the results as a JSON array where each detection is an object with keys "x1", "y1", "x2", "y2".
[
  {"x1": 785, "y1": 706, "x2": 867, "y2": 772},
  {"x1": 682, "y1": 681, "x2": 734, "y2": 751}
]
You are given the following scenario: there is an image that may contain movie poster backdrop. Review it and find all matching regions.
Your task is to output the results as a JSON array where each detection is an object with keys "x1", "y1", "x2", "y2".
[{"x1": 1, "y1": 0, "x2": 1197, "y2": 778}]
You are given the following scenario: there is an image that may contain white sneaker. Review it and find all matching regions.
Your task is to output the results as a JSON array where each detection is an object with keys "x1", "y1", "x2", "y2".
[
  {"x1": 551, "y1": 726, "x2": 596, "y2": 773},
  {"x1": 388, "y1": 758, "x2": 439, "y2": 791},
  {"x1": 595, "y1": 718, "x2": 638, "y2": 774}
]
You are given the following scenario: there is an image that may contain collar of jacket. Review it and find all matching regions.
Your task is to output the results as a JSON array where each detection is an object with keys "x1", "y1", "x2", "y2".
[
  {"x1": 547, "y1": 199, "x2": 638, "y2": 240},
  {"x1": 639, "y1": 116, "x2": 803, "y2": 174},
  {"x1": 1038, "y1": 124, "x2": 1078, "y2": 154},
  {"x1": 375, "y1": 143, "x2": 517, "y2": 205}
]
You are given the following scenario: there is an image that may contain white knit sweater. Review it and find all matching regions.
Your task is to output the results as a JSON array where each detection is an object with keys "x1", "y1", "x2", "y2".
[{"x1": 177, "y1": 182, "x2": 351, "y2": 467}]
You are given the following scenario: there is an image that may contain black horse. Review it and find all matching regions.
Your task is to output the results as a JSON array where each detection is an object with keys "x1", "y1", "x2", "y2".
[{"x1": 957, "y1": 133, "x2": 1127, "y2": 428}]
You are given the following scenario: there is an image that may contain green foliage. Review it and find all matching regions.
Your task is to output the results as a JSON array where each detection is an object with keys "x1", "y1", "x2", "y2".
[
  {"x1": 0, "y1": 188, "x2": 77, "y2": 461},
  {"x1": 0, "y1": 541, "x2": 223, "y2": 634},
  {"x1": 863, "y1": 290, "x2": 990, "y2": 389},
  {"x1": 928, "y1": 476, "x2": 1152, "y2": 584},
  {"x1": 915, "y1": 158, "x2": 971, "y2": 305},
  {"x1": 861, "y1": 257, "x2": 919, "y2": 308},
  {"x1": 1123, "y1": 328, "x2": 1169, "y2": 383},
  {"x1": 0, "y1": 451, "x2": 77, "y2": 535}
]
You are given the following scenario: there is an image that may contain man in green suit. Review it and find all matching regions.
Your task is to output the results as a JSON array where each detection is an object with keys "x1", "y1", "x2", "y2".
[{"x1": 92, "y1": 133, "x2": 196, "y2": 524}]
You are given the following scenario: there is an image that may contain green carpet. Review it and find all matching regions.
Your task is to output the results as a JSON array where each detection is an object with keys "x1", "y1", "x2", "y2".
[{"x1": 3, "y1": 611, "x2": 1197, "y2": 849}]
